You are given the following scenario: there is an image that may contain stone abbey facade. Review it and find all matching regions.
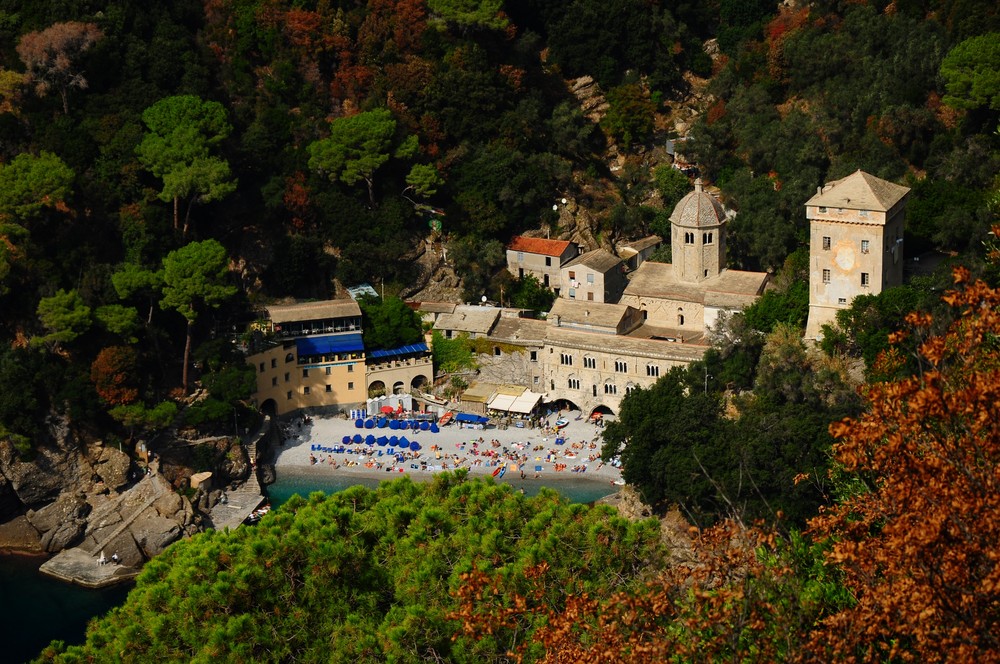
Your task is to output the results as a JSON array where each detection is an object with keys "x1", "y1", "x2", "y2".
[{"x1": 248, "y1": 171, "x2": 910, "y2": 419}]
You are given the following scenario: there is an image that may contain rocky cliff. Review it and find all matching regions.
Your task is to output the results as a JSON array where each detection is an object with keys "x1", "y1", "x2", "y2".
[{"x1": 0, "y1": 413, "x2": 249, "y2": 566}]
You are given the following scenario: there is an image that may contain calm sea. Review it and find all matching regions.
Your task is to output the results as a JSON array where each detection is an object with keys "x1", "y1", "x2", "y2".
[
  {"x1": 0, "y1": 555, "x2": 130, "y2": 664},
  {"x1": 5, "y1": 473, "x2": 617, "y2": 662}
]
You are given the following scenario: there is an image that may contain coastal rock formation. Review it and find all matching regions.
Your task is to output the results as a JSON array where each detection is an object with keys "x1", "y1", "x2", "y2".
[
  {"x1": 0, "y1": 515, "x2": 42, "y2": 554},
  {"x1": 0, "y1": 432, "x2": 76, "y2": 508},
  {"x1": 92, "y1": 446, "x2": 131, "y2": 492},
  {"x1": 26, "y1": 493, "x2": 90, "y2": 553}
]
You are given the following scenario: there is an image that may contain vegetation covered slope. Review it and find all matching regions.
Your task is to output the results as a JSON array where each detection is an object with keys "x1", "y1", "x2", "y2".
[
  {"x1": 457, "y1": 264, "x2": 1000, "y2": 662},
  {"x1": 37, "y1": 473, "x2": 665, "y2": 662},
  {"x1": 0, "y1": 1, "x2": 997, "y2": 450}
]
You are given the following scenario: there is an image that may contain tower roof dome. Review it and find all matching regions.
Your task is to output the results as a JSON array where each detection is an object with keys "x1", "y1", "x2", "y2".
[{"x1": 670, "y1": 178, "x2": 725, "y2": 228}]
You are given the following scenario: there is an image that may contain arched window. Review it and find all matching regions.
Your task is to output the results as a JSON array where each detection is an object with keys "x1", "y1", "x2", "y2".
[{"x1": 678, "y1": 307, "x2": 685, "y2": 326}]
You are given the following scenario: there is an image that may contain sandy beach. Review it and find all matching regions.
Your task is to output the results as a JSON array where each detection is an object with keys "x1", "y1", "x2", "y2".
[{"x1": 269, "y1": 412, "x2": 624, "y2": 490}]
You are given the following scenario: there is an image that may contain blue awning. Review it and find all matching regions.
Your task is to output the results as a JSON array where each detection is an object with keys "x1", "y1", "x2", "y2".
[
  {"x1": 368, "y1": 342, "x2": 428, "y2": 359},
  {"x1": 296, "y1": 333, "x2": 364, "y2": 356},
  {"x1": 455, "y1": 413, "x2": 489, "y2": 424}
]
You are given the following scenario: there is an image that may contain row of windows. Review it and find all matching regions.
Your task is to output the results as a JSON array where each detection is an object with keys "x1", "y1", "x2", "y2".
[
  {"x1": 285, "y1": 383, "x2": 355, "y2": 399},
  {"x1": 560, "y1": 355, "x2": 657, "y2": 374},
  {"x1": 302, "y1": 366, "x2": 352, "y2": 378},
  {"x1": 821, "y1": 270, "x2": 870, "y2": 287},
  {"x1": 567, "y1": 289, "x2": 596, "y2": 301},
  {"x1": 822, "y1": 236, "x2": 871, "y2": 253},
  {"x1": 259, "y1": 354, "x2": 362, "y2": 373},
  {"x1": 682, "y1": 232, "x2": 715, "y2": 245},
  {"x1": 560, "y1": 381, "x2": 642, "y2": 396},
  {"x1": 567, "y1": 271, "x2": 595, "y2": 284}
]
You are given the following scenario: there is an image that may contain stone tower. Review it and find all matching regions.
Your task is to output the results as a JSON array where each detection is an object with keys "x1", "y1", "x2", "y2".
[
  {"x1": 804, "y1": 170, "x2": 910, "y2": 340},
  {"x1": 670, "y1": 178, "x2": 727, "y2": 283}
]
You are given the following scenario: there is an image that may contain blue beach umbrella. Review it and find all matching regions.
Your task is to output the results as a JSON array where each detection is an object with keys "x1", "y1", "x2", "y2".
[
  {"x1": 389, "y1": 435, "x2": 399, "y2": 446},
  {"x1": 398, "y1": 436, "x2": 410, "y2": 448},
  {"x1": 420, "y1": 421, "x2": 430, "y2": 431},
  {"x1": 389, "y1": 420, "x2": 399, "y2": 430},
  {"x1": 377, "y1": 436, "x2": 388, "y2": 446},
  {"x1": 342, "y1": 435, "x2": 351, "y2": 444},
  {"x1": 410, "y1": 441, "x2": 421, "y2": 451},
  {"x1": 364, "y1": 419, "x2": 375, "y2": 429},
  {"x1": 354, "y1": 419, "x2": 364, "y2": 428},
  {"x1": 429, "y1": 423, "x2": 439, "y2": 433},
  {"x1": 365, "y1": 434, "x2": 375, "y2": 445},
  {"x1": 352, "y1": 434, "x2": 363, "y2": 444}
]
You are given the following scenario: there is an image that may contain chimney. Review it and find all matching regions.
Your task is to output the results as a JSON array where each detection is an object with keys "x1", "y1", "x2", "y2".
[{"x1": 694, "y1": 177, "x2": 703, "y2": 192}]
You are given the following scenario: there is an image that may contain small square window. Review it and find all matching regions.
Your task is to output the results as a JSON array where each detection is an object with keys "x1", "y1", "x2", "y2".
[
  {"x1": 303, "y1": 386, "x2": 310, "y2": 395},
  {"x1": 286, "y1": 391, "x2": 292, "y2": 400},
  {"x1": 271, "y1": 358, "x2": 277, "y2": 368},
  {"x1": 348, "y1": 382, "x2": 354, "y2": 390},
  {"x1": 284, "y1": 372, "x2": 290, "y2": 382},
  {"x1": 545, "y1": 257, "x2": 552, "y2": 267},
  {"x1": 347, "y1": 364, "x2": 353, "y2": 373},
  {"x1": 271, "y1": 377, "x2": 278, "y2": 387},
  {"x1": 568, "y1": 288, "x2": 576, "y2": 299},
  {"x1": 819, "y1": 206, "x2": 827, "y2": 213},
  {"x1": 325, "y1": 385, "x2": 332, "y2": 393},
  {"x1": 325, "y1": 367, "x2": 331, "y2": 375},
  {"x1": 861, "y1": 240, "x2": 870, "y2": 254},
  {"x1": 822, "y1": 236, "x2": 831, "y2": 250},
  {"x1": 586, "y1": 273, "x2": 594, "y2": 284},
  {"x1": 838, "y1": 297, "x2": 848, "y2": 304},
  {"x1": 302, "y1": 369, "x2": 309, "y2": 378},
  {"x1": 861, "y1": 272, "x2": 870, "y2": 287},
  {"x1": 822, "y1": 269, "x2": 831, "y2": 284},
  {"x1": 259, "y1": 362, "x2": 265, "y2": 373},
  {"x1": 530, "y1": 351, "x2": 537, "y2": 362},
  {"x1": 568, "y1": 271, "x2": 575, "y2": 280}
]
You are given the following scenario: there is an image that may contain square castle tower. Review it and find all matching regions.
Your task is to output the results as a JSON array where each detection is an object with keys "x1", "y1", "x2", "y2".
[{"x1": 804, "y1": 170, "x2": 910, "y2": 340}]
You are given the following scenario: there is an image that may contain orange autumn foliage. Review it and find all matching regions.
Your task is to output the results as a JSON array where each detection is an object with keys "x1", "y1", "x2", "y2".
[
  {"x1": 90, "y1": 346, "x2": 140, "y2": 405},
  {"x1": 805, "y1": 264, "x2": 1000, "y2": 662},
  {"x1": 453, "y1": 254, "x2": 1000, "y2": 662}
]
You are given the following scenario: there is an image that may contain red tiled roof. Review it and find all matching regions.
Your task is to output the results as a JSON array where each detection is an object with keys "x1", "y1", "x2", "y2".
[{"x1": 508, "y1": 236, "x2": 572, "y2": 257}]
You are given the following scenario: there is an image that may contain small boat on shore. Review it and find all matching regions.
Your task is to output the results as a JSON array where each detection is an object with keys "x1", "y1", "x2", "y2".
[
  {"x1": 554, "y1": 417, "x2": 570, "y2": 429},
  {"x1": 438, "y1": 411, "x2": 454, "y2": 426},
  {"x1": 498, "y1": 465, "x2": 507, "y2": 478},
  {"x1": 492, "y1": 465, "x2": 503, "y2": 477}
]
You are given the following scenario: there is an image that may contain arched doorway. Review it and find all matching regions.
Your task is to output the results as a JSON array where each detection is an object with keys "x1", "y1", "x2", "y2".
[
  {"x1": 368, "y1": 380, "x2": 386, "y2": 398},
  {"x1": 548, "y1": 398, "x2": 581, "y2": 413},
  {"x1": 411, "y1": 374, "x2": 428, "y2": 391},
  {"x1": 260, "y1": 398, "x2": 277, "y2": 416},
  {"x1": 589, "y1": 404, "x2": 614, "y2": 428},
  {"x1": 392, "y1": 381, "x2": 405, "y2": 395}
]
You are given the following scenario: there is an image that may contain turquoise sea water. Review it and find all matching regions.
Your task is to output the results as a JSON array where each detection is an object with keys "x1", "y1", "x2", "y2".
[
  {"x1": 5, "y1": 473, "x2": 617, "y2": 662},
  {"x1": 268, "y1": 469, "x2": 620, "y2": 506}
]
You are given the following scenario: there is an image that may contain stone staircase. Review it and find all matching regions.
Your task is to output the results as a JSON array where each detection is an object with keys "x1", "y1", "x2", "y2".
[{"x1": 86, "y1": 472, "x2": 164, "y2": 555}]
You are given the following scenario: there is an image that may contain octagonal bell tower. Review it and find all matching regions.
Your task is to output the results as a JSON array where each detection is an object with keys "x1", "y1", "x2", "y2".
[{"x1": 670, "y1": 178, "x2": 727, "y2": 283}]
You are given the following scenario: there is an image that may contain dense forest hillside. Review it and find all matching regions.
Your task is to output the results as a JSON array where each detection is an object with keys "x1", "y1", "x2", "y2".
[
  {"x1": 0, "y1": 0, "x2": 997, "y2": 660},
  {"x1": 0, "y1": 0, "x2": 997, "y2": 449}
]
